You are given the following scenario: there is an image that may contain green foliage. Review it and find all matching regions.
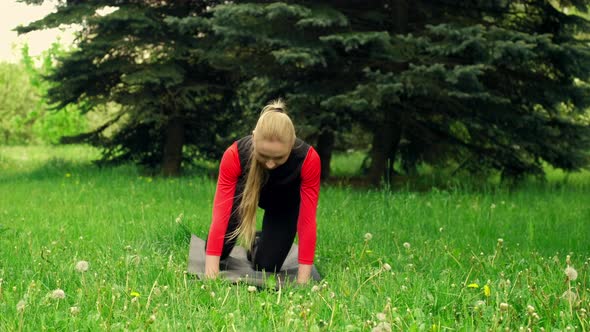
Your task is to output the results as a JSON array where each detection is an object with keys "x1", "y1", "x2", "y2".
[
  {"x1": 0, "y1": 43, "x2": 87, "y2": 145},
  {"x1": 0, "y1": 62, "x2": 39, "y2": 144}
]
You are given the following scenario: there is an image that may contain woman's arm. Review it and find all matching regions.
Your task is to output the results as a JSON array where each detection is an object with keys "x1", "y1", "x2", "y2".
[
  {"x1": 204, "y1": 143, "x2": 241, "y2": 278},
  {"x1": 297, "y1": 147, "x2": 321, "y2": 283}
]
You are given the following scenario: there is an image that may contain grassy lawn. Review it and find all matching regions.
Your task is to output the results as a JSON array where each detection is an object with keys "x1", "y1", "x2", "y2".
[{"x1": 0, "y1": 145, "x2": 589, "y2": 331}]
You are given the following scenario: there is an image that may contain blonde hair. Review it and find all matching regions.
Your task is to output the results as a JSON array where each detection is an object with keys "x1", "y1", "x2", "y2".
[{"x1": 231, "y1": 99, "x2": 296, "y2": 250}]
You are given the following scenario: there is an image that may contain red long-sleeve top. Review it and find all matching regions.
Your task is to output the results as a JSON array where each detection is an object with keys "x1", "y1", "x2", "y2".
[{"x1": 206, "y1": 142, "x2": 320, "y2": 264}]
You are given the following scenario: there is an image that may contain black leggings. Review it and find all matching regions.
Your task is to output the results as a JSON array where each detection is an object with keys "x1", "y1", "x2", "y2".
[{"x1": 219, "y1": 208, "x2": 298, "y2": 272}]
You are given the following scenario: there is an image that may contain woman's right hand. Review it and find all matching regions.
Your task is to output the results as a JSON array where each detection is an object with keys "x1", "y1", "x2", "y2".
[{"x1": 204, "y1": 255, "x2": 220, "y2": 279}]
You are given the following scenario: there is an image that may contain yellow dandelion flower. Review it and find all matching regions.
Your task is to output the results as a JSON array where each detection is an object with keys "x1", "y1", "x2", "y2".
[
  {"x1": 467, "y1": 283, "x2": 479, "y2": 289},
  {"x1": 483, "y1": 285, "x2": 491, "y2": 297},
  {"x1": 130, "y1": 291, "x2": 140, "y2": 297}
]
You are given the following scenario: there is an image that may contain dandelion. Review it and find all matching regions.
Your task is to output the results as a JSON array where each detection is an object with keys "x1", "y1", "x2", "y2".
[
  {"x1": 130, "y1": 291, "x2": 140, "y2": 297},
  {"x1": 16, "y1": 300, "x2": 26, "y2": 312},
  {"x1": 497, "y1": 238, "x2": 504, "y2": 246},
  {"x1": 383, "y1": 263, "x2": 392, "y2": 271},
  {"x1": 372, "y1": 322, "x2": 392, "y2": 332},
  {"x1": 51, "y1": 289, "x2": 66, "y2": 299},
  {"x1": 474, "y1": 300, "x2": 485, "y2": 311},
  {"x1": 247, "y1": 286, "x2": 257, "y2": 293},
  {"x1": 403, "y1": 242, "x2": 411, "y2": 249},
  {"x1": 561, "y1": 289, "x2": 578, "y2": 302},
  {"x1": 364, "y1": 233, "x2": 373, "y2": 241},
  {"x1": 564, "y1": 266, "x2": 578, "y2": 281},
  {"x1": 75, "y1": 260, "x2": 89, "y2": 272},
  {"x1": 70, "y1": 306, "x2": 80, "y2": 316},
  {"x1": 467, "y1": 283, "x2": 479, "y2": 289},
  {"x1": 483, "y1": 285, "x2": 491, "y2": 297},
  {"x1": 311, "y1": 285, "x2": 320, "y2": 292},
  {"x1": 490, "y1": 203, "x2": 496, "y2": 209},
  {"x1": 500, "y1": 303, "x2": 509, "y2": 311}
]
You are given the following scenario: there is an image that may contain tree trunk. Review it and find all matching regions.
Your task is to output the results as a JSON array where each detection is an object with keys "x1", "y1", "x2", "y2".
[
  {"x1": 161, "y1": 116, "x2": 185, "y2": 176},
  {"x1": 367, "y1": 111, "x2": 402, "y2": 186},
  {"x1": 365, "y1": 0, "x2": 408, "y2": 186},
  {"x1": 316, "y1": 127, "x2": 335, "y2": 181}
]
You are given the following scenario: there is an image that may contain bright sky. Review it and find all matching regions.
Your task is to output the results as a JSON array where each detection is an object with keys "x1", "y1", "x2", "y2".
[{"x1": 0, "y1": 0, "x2": 76, "y2": 63}]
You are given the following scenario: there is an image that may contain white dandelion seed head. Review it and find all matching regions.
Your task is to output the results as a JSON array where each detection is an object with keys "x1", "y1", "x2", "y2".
[
  {"x1": 403, "y1": 242, "x2": 411, "y2": 249},
  {"x1": 16, "y1": 300, "x2": 26, "y2": 312},
  {"x1": 75, "y1": 260, "x2": 89, "y2": 272},
  {"x1": 383, "y1": 263, "x2": 391, "y2": 271},
  {"x1": 376, "y1": 312, "x2": 387, "y2": 321},
  {"x1": 247, "y1": 286, "x2": 256, "y2": 293},
  {"x1": 561, "y1": 289, "x2": 578, "y2": 302},
  {"x1": 565, "y1": 266, "x2": 578, "y2": 281},
  {"x1": 70, "y1": 306, "x2": 80, "y2": 316},
  {"x1": 364, "y1": 233, "x2": 373, "y2": 241},
  {"x1": 474, "y1": 300, "x2": 485, "y2": 310},
  {"x1": 311, "y1": 285, "x2": 320, "y2": 292},
  {"x1": 51, "y1": 289, "x2": 66, "y2": 299},
  {"x1": 372, "y1": 321, "x2": 392, "y2": 332}
]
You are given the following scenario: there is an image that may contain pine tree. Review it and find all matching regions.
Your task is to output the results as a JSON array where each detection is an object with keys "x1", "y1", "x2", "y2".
[
  {"x1": 200, "y1": 0, "x2": 590, "y2": 184},
  {"x1": 17, "y1": 0, "x2": 233, "y2": 175}
]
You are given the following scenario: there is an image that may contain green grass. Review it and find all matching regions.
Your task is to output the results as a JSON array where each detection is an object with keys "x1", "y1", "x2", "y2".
[{"x1": 0, "y1": 145, "x2": 589, "y2": 331}]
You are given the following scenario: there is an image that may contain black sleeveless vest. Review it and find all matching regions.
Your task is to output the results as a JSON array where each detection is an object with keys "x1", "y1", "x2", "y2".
[{"x1": 236, "y1": 135, "x2": 311, "y2": 212}]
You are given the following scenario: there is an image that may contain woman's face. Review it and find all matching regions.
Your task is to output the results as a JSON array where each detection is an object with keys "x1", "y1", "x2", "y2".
[{"x1": 253, "y1": 138, "x2": 291, "y2": 170}]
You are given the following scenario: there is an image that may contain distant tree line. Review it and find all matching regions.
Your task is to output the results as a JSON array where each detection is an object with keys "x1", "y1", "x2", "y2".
[
  {"x1": 16, "y1": 0, "x2": 590, "y2": 185},
  {"x1": 0, "y1": 43, "x2": 87, "y2": 144}
]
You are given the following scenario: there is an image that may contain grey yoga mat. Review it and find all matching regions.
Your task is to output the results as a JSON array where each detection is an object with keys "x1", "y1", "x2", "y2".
[{"x1": 187, "y1": 235, "x2": 321, "y2": 287}]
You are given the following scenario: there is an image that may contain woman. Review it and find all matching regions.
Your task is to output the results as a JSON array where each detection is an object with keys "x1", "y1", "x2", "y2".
[{"x1": 205, "y1": 99, "x2": 320, "y2": 284}]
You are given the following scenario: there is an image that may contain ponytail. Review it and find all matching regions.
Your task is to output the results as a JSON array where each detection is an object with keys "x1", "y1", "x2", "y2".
[{"x1": 229, "y1": 99, "x2": 295, "y2": 250}]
